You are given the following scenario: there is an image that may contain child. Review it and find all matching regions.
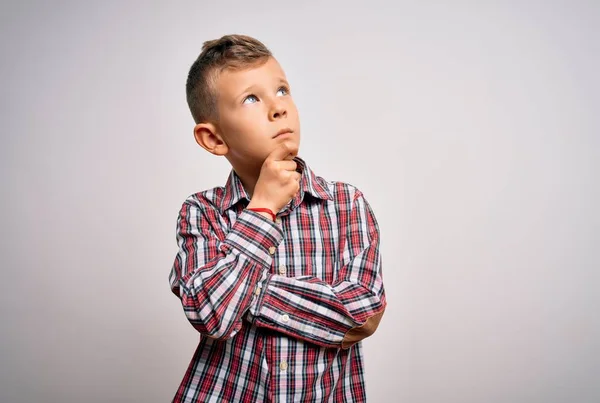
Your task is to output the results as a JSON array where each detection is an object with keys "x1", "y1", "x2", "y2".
[{"x1": 169, "y1": 34, "x2": 386, "y2": 402}]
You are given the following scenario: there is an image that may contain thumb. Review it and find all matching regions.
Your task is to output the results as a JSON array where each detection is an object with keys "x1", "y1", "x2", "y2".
[{"x1": 270, "y1": 141, "x2": 297, "y2": 161}]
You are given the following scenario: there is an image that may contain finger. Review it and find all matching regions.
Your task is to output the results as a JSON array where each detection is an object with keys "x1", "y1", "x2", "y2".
[
  {"x1": 284, "y1": 170, "x2": 301, "y2": 182},
  {"x1": 270, "y1": 141, "x2": 298, "y2": 161},
  {"x1": 269, "y1": 142, "x2": 292, "y2": 161},
  {"x1": 278, "y1": 160, "x2": 297, "y2": 172},
  {"x1": 283, "y1": 141, "x2": 299, "y2": 160},
  {"x1": 289, "y1": 142, "x2": 299, "y2": 158}
]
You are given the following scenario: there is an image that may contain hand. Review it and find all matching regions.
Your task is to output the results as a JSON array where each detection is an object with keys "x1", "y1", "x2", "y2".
[{"x1": 248, "y1": 141, "x2": 301, "y2": 214}]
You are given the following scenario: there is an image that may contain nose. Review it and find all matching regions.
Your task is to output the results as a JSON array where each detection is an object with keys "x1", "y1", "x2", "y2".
[{"x1": 269, "y1": 100, "x2": 287, "y2": 121}]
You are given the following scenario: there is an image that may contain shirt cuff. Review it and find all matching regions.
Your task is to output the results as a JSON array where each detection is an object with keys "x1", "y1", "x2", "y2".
[{"x1": 222, "y1": 209, "x2": 284, "y2": 267}]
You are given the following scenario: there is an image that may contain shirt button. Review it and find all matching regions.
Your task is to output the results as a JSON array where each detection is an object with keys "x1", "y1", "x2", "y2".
[
  {"x1": 280, "y1": 361, "x2": 288, "y2": 371},
  {"x1": 276, "y1": 217, "x2": 282, "y2": 225},
  {"x1": 278, "y1": 265, "x2": 286, "y2": 275},
  {"x1": 255, "y1": 287, "x2": 261, "y2": 296},
  {"x1": 281, "y1": 314, "x2": 289, "y2": 323},
  {"x1": 268, "y1": 246, "x2": 276, "y2": 255}
]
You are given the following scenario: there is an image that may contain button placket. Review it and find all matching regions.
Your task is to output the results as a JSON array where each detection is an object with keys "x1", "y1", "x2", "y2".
[{"x1": 276, "y1": 336, "x2": 290, "y2": 375}]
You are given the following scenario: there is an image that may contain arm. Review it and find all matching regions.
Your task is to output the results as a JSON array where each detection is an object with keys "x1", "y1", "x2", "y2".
[
  {"x1": 247, "y1": 190, "x2": 386, "y2": 349},
  {"x1": 168, "y1": 196, "x2": 283, "y2": 340}
]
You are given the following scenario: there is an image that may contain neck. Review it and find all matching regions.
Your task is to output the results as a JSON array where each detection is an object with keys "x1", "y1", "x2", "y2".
[{"x1": 232, "y1": 162, "x2": 262, "y2": 200}]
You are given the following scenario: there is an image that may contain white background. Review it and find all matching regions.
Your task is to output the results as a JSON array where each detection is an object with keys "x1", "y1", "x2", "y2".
[{"x1": 1, "y1": 1, "x2": 598, "y2": 402}]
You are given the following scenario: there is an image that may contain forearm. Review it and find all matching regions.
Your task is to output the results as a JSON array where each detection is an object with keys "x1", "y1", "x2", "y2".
[
  {"x1": 247, "y1": 253, "x2": 386, "y2": 349},
  {"x1": 171, "y1": 206, "x2": 283, "y2": 339}
]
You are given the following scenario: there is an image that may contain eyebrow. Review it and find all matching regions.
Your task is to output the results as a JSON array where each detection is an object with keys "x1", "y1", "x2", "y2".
[
  {"x1": 235, "y1": 78, "x2": 290, "y2": 103},
  {"x1": 277, "y1": 77, "x2": 290, "y2": 86},
  {"x1": 236, "y1": 84, "x2": 256, "y2": 101}
]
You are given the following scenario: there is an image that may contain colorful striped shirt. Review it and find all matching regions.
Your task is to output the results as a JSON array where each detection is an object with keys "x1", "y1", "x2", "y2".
[{"x1": 169, "y1": 156, "x2": 386, "y2": 402}]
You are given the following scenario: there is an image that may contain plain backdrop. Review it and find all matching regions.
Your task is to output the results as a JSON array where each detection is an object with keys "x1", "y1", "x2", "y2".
[{"x1": 1, "y1": 1, "x2": 598, "y2": 402}]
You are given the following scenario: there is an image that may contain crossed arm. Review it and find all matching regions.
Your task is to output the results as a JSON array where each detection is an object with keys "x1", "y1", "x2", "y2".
[{"x1": 169, "y1": 190, "x2": 386, "y2": 349}]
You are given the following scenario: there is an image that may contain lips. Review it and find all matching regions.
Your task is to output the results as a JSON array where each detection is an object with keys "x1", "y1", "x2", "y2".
[{"x1": 274, "y1": 128, "x2": 293, "y2": 138}]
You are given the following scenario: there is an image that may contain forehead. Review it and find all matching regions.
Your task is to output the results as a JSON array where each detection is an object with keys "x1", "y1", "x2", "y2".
[{"x1": 215, "y1": 57, "x2": 286, "y2": 97}]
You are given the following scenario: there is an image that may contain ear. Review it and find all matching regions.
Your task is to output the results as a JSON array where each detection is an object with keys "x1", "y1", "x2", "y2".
[{"x1": 193, "y1": 122, "x2": 229, "y2": 156}]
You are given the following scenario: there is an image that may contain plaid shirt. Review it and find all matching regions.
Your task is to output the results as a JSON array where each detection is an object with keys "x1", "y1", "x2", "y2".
[{"x1": 169, "y1": 156, "x2": 386, "y2": 402}]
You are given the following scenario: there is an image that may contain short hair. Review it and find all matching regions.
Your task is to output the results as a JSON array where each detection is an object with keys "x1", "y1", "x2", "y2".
[{"x1": 186, "y1": 34, "x2": 272, "y2": 124}]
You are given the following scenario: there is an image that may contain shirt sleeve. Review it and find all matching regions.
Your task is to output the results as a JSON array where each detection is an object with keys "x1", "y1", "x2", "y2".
[
  {"x1": 169, "y1": 196, "x2": 283, "y2": 340},
  {"x1": 246, "y1": 190, "x2": 386, "y2": 349}
]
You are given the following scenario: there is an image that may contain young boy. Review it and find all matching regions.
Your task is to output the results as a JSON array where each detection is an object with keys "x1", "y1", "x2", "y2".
[{"x1": 169, "y1": 34, "x2": 386, "y2": 402}]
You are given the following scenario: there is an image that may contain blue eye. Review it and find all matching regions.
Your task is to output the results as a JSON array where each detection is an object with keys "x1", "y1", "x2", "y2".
[
  {"x1": 243, "y1": 95, "x2": 258, "y2": 104},
  {"x1": 276, "y1": 86, "x2": 289, "y2": 96}
]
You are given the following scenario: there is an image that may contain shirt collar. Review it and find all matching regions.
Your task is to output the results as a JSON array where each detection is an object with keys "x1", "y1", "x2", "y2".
[{"x1": 219, "y1": 155, "x2": 333, "y2": 213}]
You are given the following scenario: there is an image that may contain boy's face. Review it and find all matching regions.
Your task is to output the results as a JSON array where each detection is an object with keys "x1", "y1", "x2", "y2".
[{"x1": 209, "y1": 57, "x2": 301, "y2": 167}]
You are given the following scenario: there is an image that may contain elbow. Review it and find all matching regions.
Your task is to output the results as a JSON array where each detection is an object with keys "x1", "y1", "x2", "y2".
[
  {"x1": 187, "y1": 314, "x2": 241, "y2": 341},
  {"x1": 193, "y1": 326, "x2": 239, "y2": 341},
  {"x1": 179, "y1": 286, "x2": 242, "y2": 341},
  {"x1": 206, "y1": 325, "x2": 240, "y2": 341},
  {"x1": 341, "y1": 303, "x2": 386, "y2": 349}
]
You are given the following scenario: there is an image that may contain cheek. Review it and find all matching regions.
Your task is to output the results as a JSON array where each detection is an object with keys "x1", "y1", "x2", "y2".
[
  {"x1": 236, "y1": 116, "x2": 267, "y2": 142},
  {"x1": 224, "y1": 115, "x2": 268, "y2": 150},
  {"x1": 288, "y1": 102, "x2": 300, "y2": 119},
  {"x1": 235, "y1": 107, "x2": 263, "y2": 127},
  {"x1": 222, "y1": 112, "x2": 256, "y2": 137}
]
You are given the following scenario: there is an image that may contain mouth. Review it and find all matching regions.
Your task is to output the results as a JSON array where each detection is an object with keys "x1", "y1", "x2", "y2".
[{"x1": 273, "y1": 128, "x2": 294, "y2": 139}]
